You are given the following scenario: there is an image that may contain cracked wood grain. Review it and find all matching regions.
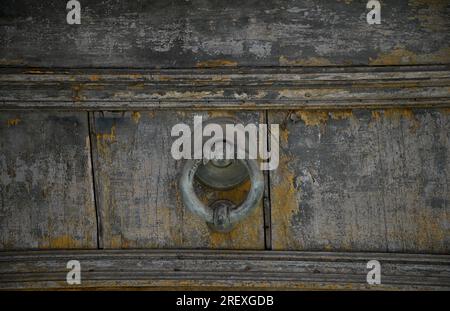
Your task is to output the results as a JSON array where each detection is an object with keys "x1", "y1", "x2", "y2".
[
  {"x1": 90, "y1": 110, "x2": 265, "y2": 249},
  {"x1": 0, "y1": 249, "x2": 449, "y2": 290},
  {"x1": 0, "y1": 111, "x2": 97, "y2": 250},
  {"x1": 269, "y1": 108, "x2": 450, "y2": 253},
  {"x1": 0, "y1": 0, "x2": 449, "y2": 68}
]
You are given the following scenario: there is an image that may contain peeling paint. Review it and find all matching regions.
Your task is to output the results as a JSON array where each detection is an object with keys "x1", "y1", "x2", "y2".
[
  {"x1": 384, "y1": 108, "x2": 419, "y2": 132},
  {"x1": 371, "y1": 110, "x2": 382, "y2": 122},
  {"x1": 46, "y1": 235, "x2": 80, "y2": 249},
  {"x1": 131, "y1": 112, "x2": 141, "y2": 124},
  {"x1": 271, "y1": 153, "x2": 298, "y2": 250},
  {"x1": 330, "y1": 110, "x2": 353, "y2": 120},
  {"x1": 6, "y1": 118, "x2": 20, "y2": 127},
  {"x1": 96, "y1": 125, "x2": 116, "y2": 143},
  {"x1": 295, "y1": 111, "x2": 329, "y2": 126},
  {"x1": 280, "y1": 127, "x2": 289, "y2": 145}
]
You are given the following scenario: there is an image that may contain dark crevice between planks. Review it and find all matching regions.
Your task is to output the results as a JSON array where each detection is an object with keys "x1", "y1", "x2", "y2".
[
  {"x1": 263, "y1": 110, "x2": 273, "y2": 250},
  {"x1": 87, "y1": 112, "x2": 103, "y2": 249}
]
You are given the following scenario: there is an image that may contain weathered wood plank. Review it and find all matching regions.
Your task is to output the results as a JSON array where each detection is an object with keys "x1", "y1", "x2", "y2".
[
  {"x1": 1, "y1": 0, "x2": 449, "y2": 68},
  {"x1": 90, "y1": 111, "x2": 265, "y2": 249},
  {"x1": 1, "y1": 66, "x2": 449, "y2": 110},
  {"x1": 0, "y1": 250, "x2": 449, "y2": 290},
  {"x1": 269, "y1": 108, "x2": 450, "y2": 253},
  {"x1": 0, "y1": 112, "x2": 97, "y2": 249}
]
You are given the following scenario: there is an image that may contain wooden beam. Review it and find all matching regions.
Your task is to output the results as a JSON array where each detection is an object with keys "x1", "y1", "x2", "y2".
[
  {"x1": 1, "y1": 0, "x2": 449, "y2": 68},
  {"x1": 0, "y1": 250, "x2": 449, "y2": 290}
]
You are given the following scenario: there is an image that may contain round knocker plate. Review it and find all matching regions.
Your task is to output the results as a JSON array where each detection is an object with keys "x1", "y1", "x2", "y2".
[{"x1": 180, "y1": 158, "x2": 264, "y2": 233}]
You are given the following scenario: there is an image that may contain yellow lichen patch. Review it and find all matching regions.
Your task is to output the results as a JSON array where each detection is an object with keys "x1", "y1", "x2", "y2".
[
  {"x1": 109, "y1": 235, "x2": 123, "y2": 249},
  {"x1": 280, "y1": 126, "x2": 289, "y2": 145},
  {"x1": 72, "y1": 85, "x2": 84, "y2": 101},
  {"x1": 295, "y1": 110, "x2": 329, "y2": 126},
  {"x1": 369, "y1": 47, "x2": 450, "y2": 65},
  {"x1": 89, "y1": 74, "x2": 100, "y2": 82},
  {"x1": 383, "y1": 108, "x2": 419, "y2": 132},
  {"x1": 271, "y1": 153, "x2": 299, "y2": 250},
  {"x1": 96, "y1": 125, "x2": 116, "y2": 143},
  {"x1": 131, "y1": 112, "x2": 141, "y2": 124},
  {"x1": 330, "y1": 110, "x2": 353, "y2": 120},
  {"x1": 47, "y1": 235, "x2": 80, "y2": 249},
  {"x1": 196, "y1": 59, "x2": 238, "y2": 68},
  {"x1": 6, "y1": 118, "x2": 20, "y2": 127},
  {"x1": 370, "y1": 110, "x2": 382, "y2": 125},
  {"x1": 383, "y1": 108, "x2": 415, "y2": 121},
  {"x1": 95, "y1": 125, "x2": 116, "y2": 165},
  {"x1": 369, "y1": 48, "x2": 418, "y2": 65},
  {"x1": 279, "y1": 56, "x2": 333, "y2": 66}
]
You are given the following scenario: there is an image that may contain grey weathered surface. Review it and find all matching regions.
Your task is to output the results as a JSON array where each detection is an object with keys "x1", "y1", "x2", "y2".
[
  {"x1": 90, "y1": 110, "x2": 265, "y2": 249},
  {"x1": 0, "y1": 0, "x2": 449, "y2": 291},
  {"x1": 1, "y1": 66, "x2": 450, "y2": 110},
  {"x1": 270, "y1": 108, "x2": 450, "y2": 253},
  {"x1": 0, "y1": 112, "x2": 97, "y2": 249},
  {"x1": 1, "y1": 249, "x2": 449, "y2": 290},
  {"x1": 1, "y1": 0, "x2": 449, "y2": 68}
]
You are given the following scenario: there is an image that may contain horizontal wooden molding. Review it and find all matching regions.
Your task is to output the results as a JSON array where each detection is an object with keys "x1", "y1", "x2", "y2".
[
  {"x1": 0, "y1": 250, "x2": 449, "y2": 290},
  {"x1": 0, "y1": 66, "x2": 449, "y2": 110}
]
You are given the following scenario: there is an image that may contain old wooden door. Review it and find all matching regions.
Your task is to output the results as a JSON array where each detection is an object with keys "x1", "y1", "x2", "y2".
[{"x1": 0, "y1": 0, "x2": 449, "y2": 290}]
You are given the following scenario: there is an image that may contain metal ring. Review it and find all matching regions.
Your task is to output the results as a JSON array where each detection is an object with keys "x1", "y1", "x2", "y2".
[{"x1": 179, "y1": 158, "x2": 264, "y2": 232}]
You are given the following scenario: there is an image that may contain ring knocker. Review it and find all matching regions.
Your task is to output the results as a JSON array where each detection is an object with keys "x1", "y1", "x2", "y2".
[{"x1": 179, "y1": 118, "x2": 264, "y2": 233}]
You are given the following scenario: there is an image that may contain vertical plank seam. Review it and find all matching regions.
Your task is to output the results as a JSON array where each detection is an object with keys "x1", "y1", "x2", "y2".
[
  {"x1": 263, "y1": 110, "x2": 273, "y2": 250},
  {"x1": 87, "y1": 112, "x2": 102, "y2": 249}
]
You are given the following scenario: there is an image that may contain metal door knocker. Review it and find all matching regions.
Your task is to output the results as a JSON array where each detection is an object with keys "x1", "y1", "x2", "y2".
[{"x1": 179, "y1": 118, "x2": 264, "y2": 233}]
